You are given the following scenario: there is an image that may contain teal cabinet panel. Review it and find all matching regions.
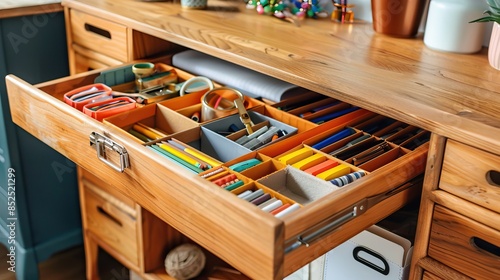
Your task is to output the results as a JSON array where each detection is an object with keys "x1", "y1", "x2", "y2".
[{"x1": 0, "y1": 11, "x2": 82, "y2": 280}]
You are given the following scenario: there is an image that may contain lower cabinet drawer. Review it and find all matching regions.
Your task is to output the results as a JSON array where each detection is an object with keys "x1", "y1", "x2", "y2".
[
  {"x1": 83, "y1": 182, "x2": 139, "y2": 266},
  {"x1": 440, "y1": 139, "x2": 500, "y2": 213},
  {"x1": 73, "y1": 45, "x2": 124, "y2": 74},
  {"x1": 5, "y1": 61, "x2": 428, "y2": 279},
  {"x1": 422, "y1": 271, "x2": 442, "y2": 280},
  {"x1": 428, "y1": 205, "x2": 500, "y2": 279}
]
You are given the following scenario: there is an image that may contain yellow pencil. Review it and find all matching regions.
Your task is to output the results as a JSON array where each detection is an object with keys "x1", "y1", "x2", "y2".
[
  {"x1": 158, "y1": 143, "x2": 202, "y2": 168},
  {"x1": 133, "y1": 124, "x2": 163, "y2": 140},
  {"x1": 184, "y1": 147, "x2": 221, "y2": 168},
  {"x1": 137, "y1": 122, "x2": 168, "y2": 138}
]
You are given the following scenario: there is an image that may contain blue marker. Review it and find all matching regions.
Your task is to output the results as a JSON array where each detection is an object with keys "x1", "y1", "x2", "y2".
[{"x1": 311, "y1": 127, "x2": 356, "y2": 150}]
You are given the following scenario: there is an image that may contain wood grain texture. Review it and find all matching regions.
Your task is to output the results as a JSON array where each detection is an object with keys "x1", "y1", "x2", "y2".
[
  {"x1": 409, "y1": 133, "x2": 446, "y2": 279},
  {"x1": 440, "y1": 139, "x2": 500, "y2": 213},
  {"x1": 428, "y1": 205, "x2": 500, "y2": 279},
  {"x1": 0, "y1": 3, "x2": 62, "y2": 19},
  {"x1": 417, "y1": 257, "x2": 472, "y2": 280},
  {"x1": 431, "y1": 190, "x2": 500, "y2": 232},
  {"x1": 60, "y1": 0, "x2": 500, "y2": 155}
]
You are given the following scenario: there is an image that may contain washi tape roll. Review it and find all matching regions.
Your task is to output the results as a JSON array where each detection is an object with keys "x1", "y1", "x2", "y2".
[{"x1": 330, "y1": 171, "x2": 367, "y2": 187}]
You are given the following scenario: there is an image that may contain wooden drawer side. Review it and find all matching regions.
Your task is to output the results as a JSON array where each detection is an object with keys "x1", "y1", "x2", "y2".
[
  {"x1": 428, "y1": 205, "x2": 500, "y2": 279},
  {"x1": 440, "y1": 139, "x2": 500, "y2": 213}
]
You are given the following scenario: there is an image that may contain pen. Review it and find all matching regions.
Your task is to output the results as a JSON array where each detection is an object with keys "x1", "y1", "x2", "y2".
[
  {"x1": 158, "y1": 143, "x2": 203, "y2": 169},
  {"x1": 168, "y1": 139, "x2": 220, "y2": 168},
  {"x1": 149, "y1": 145, "x2": 203, "y2": 173},
  {"x1": 311, "y1": 127, "x2": 355, "y2": 150},
  {"x1": 329, "y1": 134, "x2": 371, "y2": 156}
]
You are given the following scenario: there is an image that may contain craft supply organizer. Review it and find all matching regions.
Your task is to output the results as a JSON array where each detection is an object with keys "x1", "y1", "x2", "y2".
[
  {"x1": 5, "y1": 0, "x2": 499, "y2": 279},
  {"x1": 6, "y1": 58, "x2": 428, "y2": 279}
]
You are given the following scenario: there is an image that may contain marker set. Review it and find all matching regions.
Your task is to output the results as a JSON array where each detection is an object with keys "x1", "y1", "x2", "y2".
[
  {"x1": 277, "y1": 146, "x2": 367, "y2": 186},
  {"x1": 201, "y1": 167, "x2": 248, "y2": 191},
  {"x1": 234, "y1": 182, "x2": 302, "y2": 218},
  {"x1": 273, "y1": 94, "x2": 361, "y2": 124},
  {"x1": 148, "y1": 136, "x2": 223, "y2": 174},
  {"x1": 301, "y1": 116, "x2": 429, "y2": 172}
]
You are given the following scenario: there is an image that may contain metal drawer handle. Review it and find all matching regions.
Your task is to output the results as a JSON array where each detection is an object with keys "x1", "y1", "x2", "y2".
[{"x1": 90, "y1": 132, "x2": 130, "y2": 173}]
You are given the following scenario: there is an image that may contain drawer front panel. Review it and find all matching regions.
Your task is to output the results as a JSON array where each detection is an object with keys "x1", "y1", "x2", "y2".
[
  {"x1": 73, "y1": 44, "x2": 124, "y2": 74},
  {"x1": 70, "y1": 9, "x2": 128, "y2": 62},
  {"x1": 5, "y1": 70, "x2": 427, "y2": 279},
  {"x1": 440, "y1": 139, "x2": 500, "y2": 213},
  {"x1": 423, "y1": 271, "x2": 442, "y2": 280},
  {"x1": 84, "y1": 183, "x2": 139, "y2": 265},
  {"x1": 429, "y1": 205, "x2": 500, "y2": 279}
]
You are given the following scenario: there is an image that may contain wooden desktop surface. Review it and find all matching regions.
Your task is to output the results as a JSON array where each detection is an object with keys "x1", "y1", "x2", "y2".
[{"x1": 63, "y1": 0, "x2": 500, "y2": 154}]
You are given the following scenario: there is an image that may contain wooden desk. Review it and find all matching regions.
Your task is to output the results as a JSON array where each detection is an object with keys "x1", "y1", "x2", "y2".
[{"x1": 5, "y1": 0, "x2": 500, "y2": 279}]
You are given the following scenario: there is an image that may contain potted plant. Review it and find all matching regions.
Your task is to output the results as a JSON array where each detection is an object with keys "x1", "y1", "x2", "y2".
[{"x1": 470, "y1": 0, "x2": 500, "y2": 69}]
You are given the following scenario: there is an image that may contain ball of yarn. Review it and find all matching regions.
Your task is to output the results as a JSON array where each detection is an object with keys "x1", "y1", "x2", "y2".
[{"x1": 164, "y1": 243, "x2": 206, "y2": 279}]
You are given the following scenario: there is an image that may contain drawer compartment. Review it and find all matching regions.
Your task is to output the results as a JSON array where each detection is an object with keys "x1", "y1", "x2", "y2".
[
  {"x1": 70, "y1": 9, "x2": 128, "y2": 62},
  {"x1": 440, "y1": 139, "x2": 500, "y2": 213},
  {"x1": 5, "y1": 63, "x2": 427, "y2": 279},
  {"x1": 429, "y1": 205, "x2": 500, "y2": 279},
  {"x1": 83, "y1": 179, "x2": 140, "y2": 266}
]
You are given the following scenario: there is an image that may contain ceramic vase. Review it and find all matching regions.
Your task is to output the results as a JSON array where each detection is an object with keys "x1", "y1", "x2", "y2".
[
  {"x1": 371, "y1": 0, "x2": 427, "y2": 37},
  {"x1": 424, "y1": 0, "x2": 487, "y2": 53},
  {"x1": 489, "y1": 22, "x2": 500, "y2": 70}
]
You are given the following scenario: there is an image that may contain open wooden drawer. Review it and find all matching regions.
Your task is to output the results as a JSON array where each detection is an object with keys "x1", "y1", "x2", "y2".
[{"x1": 5, "y1": 62, "x2": 428, "y2": 279}]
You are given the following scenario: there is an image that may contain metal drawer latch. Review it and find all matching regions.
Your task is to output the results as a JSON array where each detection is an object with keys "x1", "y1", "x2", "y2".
[{"x1": 90, "y1": 132, "x2": 130, "y2": 173}]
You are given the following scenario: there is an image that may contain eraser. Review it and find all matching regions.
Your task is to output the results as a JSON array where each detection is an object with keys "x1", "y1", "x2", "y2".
[
  {"x1": 292, "y1": 153, "x2": 326, "y2": 170},
  {"x1": 229, "y1": 158, "x2": 262, "y2": 172},
  {"x1": 316, "y1": 164, "x2": 351, "y2": 181},
  {"x1": 304, "y1": 159, "x2": 339, "y2": 176},
  {"x1": 279, "y1": 147, "x2": 314, "y2": 165}
]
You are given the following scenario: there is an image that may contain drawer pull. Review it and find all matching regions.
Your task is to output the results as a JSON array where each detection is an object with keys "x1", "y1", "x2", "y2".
[
  {"x1": 285, "y1": 177, "x2": 421, "y2": 253},
  {"x1": 90, "y1": 132, "x2": 130, "y2": 172},
  {"x1": 97, "y1": 206, "x2": 122, "y2": 227},
  {"x1": 471, "y1": 237, "x2": 500, "y2": 257},
  {"x1": 285, "y1": 200, "x2": 367, "y2": 253},
  {"x1": 353, "y1": 246, "x2": 390, "y2": 275},
  {"x1": 84, "y1": 23, "x2": 111, "y2": 39},
  {"x1": 486, "y1": 170, "x2": 500, "y2": 187}
]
